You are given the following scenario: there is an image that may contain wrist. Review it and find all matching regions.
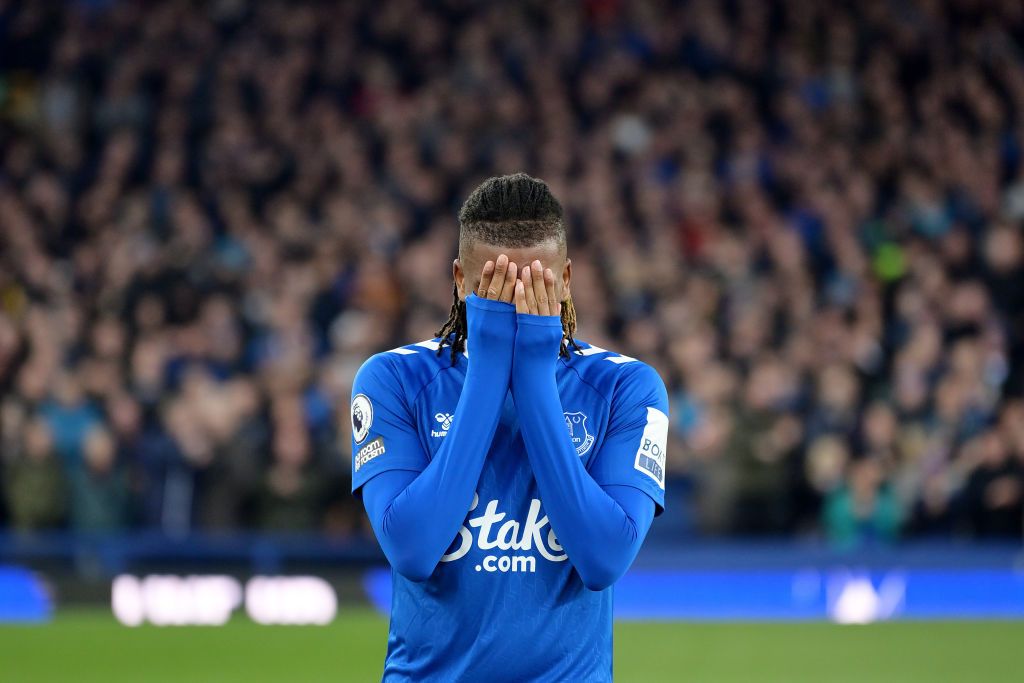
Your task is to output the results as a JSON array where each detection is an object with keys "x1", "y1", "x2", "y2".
[
  {"x1": 513, "y1": 314, "x2": 562, "y2": 378},
  {"x1": 467, "y1": 293, "x2": 517, "y2": 314},
  {"x1": 514, "y1": 313, "x2": 563, "y2": 352},
  {"x1": 515, "y1": 313, "x2": 563, "y2": 328},
  {"x1": 466, "y1": 294, "x2": 516, "y2": 344},
  {"x1": 463, "y1": 295, "x2": 516, "y2": 382}
]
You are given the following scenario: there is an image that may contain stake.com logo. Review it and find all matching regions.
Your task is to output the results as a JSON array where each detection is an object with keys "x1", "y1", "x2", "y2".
[{"x1": 440, "y1": 494, "x2": 567, "y2": 573}]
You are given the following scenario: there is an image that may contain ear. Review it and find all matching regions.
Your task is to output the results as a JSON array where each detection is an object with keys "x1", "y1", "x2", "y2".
[
  {"x1": 453, "y1": 259, "x2": 466, "y2": 300},
  {"x1": 561, "y1": 258, "x2": 572, "y2": 301}
]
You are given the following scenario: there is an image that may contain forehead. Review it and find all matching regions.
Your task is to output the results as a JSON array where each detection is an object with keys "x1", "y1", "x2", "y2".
[{"x1": 460, "y1": 238, "x2": 565, "y2": 268}]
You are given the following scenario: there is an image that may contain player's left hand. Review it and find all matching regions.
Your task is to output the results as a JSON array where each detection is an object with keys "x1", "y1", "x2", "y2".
[{"x1": 515, "y1": 260, "x2": 561, "y2": 318}]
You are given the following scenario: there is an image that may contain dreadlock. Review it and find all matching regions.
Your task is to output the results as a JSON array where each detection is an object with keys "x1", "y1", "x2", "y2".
[{"x1": 436, "y1": 173, "x2": 580, "y2": 364}]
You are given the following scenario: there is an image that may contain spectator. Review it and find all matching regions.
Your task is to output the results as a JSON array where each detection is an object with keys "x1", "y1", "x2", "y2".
[
  {"x1": 39, "y1": 373, "x2": 102, "y2": 466},
  {"x1": 3, "y1": 418, "x2": 66, "y2": 531},
  {"x1": 255, "y1": 399, "x2": 326, "y2": 531},
  {"x1": 68, "y1": 427, "x2": 130, "y2": 533},
  {"x1": 905, "y1": 470, "x2": 956, "y2": 537},
  {"x1": 824, "y1": 459, "x2": 901, "y2": 549},
  {"x1": 959, "y1": 430, "x2": 1024, "y2": 538}
]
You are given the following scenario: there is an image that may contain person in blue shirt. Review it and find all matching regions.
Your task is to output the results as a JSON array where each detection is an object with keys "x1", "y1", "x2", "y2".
[{"x1": 351, "y1": 173, "x2": 669, "y2": 682}]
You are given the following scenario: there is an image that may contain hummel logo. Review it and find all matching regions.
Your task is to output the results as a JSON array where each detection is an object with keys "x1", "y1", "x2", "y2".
[{"x1": 431, "y1": 412, "x2": 454, "y2": 438}]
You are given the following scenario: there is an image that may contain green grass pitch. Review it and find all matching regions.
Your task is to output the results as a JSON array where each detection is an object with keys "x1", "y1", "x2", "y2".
[{"x1": 1, "y1": 609, "x2": 1020, "y2": 682}]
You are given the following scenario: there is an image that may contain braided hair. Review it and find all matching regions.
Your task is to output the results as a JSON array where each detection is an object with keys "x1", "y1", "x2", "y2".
[{"x1": 436, "y1": 173, "x2": 580, "y2": 364}]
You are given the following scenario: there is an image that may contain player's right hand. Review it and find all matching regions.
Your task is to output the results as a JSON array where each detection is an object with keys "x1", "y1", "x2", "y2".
[{"x1": 475, "y1": 254, "x2": 518, "y2": 303}]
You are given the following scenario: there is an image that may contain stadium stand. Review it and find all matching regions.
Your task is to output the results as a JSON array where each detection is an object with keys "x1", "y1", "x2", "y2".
[{"x1": 1, "y1": 0, "x2": 1023, "y2": 548}]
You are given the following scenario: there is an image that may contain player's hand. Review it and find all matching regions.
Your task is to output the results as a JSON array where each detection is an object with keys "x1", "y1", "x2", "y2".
[
  {"x1": 511, "y1": 259, "x2": 563, "y2": 373},
  {"x1": 476, "y1": 254, "x2": 518, "y2": 303},
  {"x1": 515, "y1": 260, "x2": 561, "y2": 318}
]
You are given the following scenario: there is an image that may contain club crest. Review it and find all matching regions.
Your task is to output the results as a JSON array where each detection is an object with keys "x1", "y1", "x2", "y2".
[{"x1": 563, "y1": 412, "x2": 594, "y2": 457}]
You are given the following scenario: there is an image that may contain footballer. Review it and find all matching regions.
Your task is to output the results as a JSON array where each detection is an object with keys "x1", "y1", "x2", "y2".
[{"x1": 351, "y1": 173, "x2": 669, "y2": 681}]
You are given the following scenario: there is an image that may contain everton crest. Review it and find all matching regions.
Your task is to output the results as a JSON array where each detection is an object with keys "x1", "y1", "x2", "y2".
[{"x1": 563, "y1": 412, "x2": 595, "y2": 457}]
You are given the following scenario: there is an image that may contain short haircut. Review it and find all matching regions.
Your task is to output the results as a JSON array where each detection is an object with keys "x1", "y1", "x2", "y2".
[
  {"x1": 458, "y1": 173, "x2": 566, "y2": 256},
  {"x1": 437, "y1": 173, "x2": 578, "y2": 364}
]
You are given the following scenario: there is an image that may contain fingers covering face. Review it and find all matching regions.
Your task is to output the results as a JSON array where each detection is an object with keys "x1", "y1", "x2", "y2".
[
  {"x1": 479, "y1": 256, "x2": 560, "y2": 314},
  {"x1": 531, "y1": 260, "x2": 550, "y2": 316},
  {"x1": 515, "y1": 280, "x2": 527, "y2": 314},
  {"x1": 544, "y1": 267, "x2": 560, "y2": 317},
  {"x1": 487, "y1": 254, "x2": 509, "y2": 299},
  {"x1": 499, "y1": 261, "x2": 518, "y2": 302},
  {"x1": 522, "y1": 263, "x2": 538, "y2": 313},
  {"x1": 477, "y1": 260, "x2": 495, "y2": 298},
  {"x1": 477, "y1": 255, "x2": 519, "y2": 302}
]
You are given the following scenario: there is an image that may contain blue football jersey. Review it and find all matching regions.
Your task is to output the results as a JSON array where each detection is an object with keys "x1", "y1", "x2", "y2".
[{"x1": 351, "y1": 338, "x2": 669, "y2": 682}]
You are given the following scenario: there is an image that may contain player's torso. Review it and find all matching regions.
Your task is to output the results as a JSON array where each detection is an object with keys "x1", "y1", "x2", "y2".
[
  {"x1": 383, "y1": 342, "x2": 618, "y2": 682},
  {"x1": 417, "y1": 361, "x2": 607, "y2": 582}
]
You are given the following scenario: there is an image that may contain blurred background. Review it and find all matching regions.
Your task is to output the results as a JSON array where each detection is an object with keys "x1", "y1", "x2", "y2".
[{"x1": 1, "y1": 0, "x2": 1023, "y2": 680}]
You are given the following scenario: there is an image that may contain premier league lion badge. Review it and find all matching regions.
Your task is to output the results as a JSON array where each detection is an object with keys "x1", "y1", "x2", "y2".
[
  {"x1": 351, "y1": 394, "x2": 373, "y2": 444},
  {"x1": 563, "y1": 411, "x2": 594, "y2": 457}
]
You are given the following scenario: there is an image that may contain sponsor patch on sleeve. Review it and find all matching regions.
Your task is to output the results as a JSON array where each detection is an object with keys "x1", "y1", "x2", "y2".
[
  {"x1": 634, "y1": 407, "x2": 668, "y2": 489},
  {"x1": 354, "y1": 437, "x2": 386, "y2": 472}
]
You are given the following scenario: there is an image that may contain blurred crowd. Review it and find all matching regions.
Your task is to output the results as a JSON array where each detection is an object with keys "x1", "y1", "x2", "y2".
[{"x1": 1, "y1": 0, "x2": 1023, "y2": 545}]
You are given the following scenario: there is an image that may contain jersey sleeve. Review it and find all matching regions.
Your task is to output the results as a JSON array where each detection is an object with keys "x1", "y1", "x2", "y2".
[
  {"x1": 350, "y1": 353, "x2": 429, "y2": 495},
  {"x1": 587, "y1": 362, "x2": 670, "y2": 514}
]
